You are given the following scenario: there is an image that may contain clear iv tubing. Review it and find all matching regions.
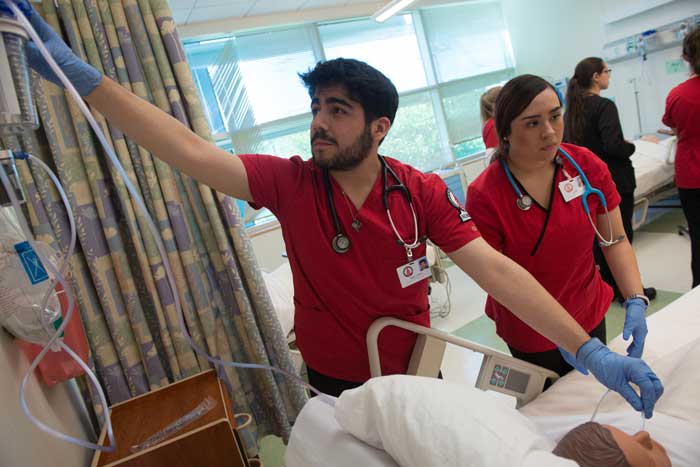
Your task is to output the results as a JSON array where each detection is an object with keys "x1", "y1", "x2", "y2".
[
  {"x1": 0, "y1": 152, "x2": 117, "y2": 451},
  {"x1": 590, "y1": 389, "x2": 646, "y2": 432},
  {"x1": 8, "y1": 2, "x2": 334, "y2": 415}
]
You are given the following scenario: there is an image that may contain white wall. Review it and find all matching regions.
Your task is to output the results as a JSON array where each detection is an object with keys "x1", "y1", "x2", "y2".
[
  {"x1": 0, "y1": 331, "x2": 93, "y2": 467},
  {"x1": 601, "y1": 0, "x2": 699, "y2": 137},
  {"x1": 501, "y1": 0, "x2": 699, "y2": 138},
  {"x1": 501, "y1": 0, "x2": 605, "y2": 82}
]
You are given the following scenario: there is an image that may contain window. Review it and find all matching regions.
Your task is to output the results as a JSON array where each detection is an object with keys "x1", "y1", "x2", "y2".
[
  {"x1": 184, "y1": 1, "x2": 516, "y2": 230},
  {"x1": 381, "y1": 92, "x2": 449, "y2": 171},
  {"x1": 320, "y1": 15, "x2": 427, "y2": 92},
  {"x1": 421, "y1": 2, "x2": 515, "y2": 83},
  {"x1": 439, "y1": 70, "x2": 513, "y2": 149},
  {"x1": 232, "y1": 28, "x2": 318, "y2": 124},
  {"x1": 231, "y1": 116, "x2": 312, "y2": 157}
]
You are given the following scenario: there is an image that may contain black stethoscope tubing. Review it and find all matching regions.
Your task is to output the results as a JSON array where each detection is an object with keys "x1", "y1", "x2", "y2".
[{"x1": 324, "y1": 156, "x2": 419, "y2": 254}]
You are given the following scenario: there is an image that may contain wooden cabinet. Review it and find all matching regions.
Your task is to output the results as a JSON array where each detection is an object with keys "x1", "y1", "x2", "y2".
[{"x1": 92, "y1": 370, "x2": 250, "y2": 467}]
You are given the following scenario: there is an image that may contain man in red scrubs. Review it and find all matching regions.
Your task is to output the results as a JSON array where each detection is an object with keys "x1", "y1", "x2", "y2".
[{"x1": 14, "y1": 0, "x2": 663, "y2": 417}]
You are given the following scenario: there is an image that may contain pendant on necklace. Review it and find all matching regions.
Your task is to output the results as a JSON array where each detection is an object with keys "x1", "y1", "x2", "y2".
[{"x1": 352, "y1": 218, "x2": 362, "y2": 232}]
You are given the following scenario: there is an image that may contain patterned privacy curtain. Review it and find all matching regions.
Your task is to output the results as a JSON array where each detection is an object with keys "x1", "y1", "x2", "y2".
[{"x1": 0, "y1": 0, "x2": 306, "y2": 451}]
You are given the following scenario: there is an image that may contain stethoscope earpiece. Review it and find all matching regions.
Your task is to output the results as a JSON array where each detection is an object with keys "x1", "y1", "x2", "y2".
[{"x1": 332, "y1": 233, "x2": 351, "y2": 254}]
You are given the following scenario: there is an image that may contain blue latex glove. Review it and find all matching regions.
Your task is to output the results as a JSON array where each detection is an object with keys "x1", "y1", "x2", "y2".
[
  {"x1": 623, "y1": 297, "x2": 648, "y2": 358},
  {"x1": 0, "y1": 0, "x2": 101, "y2": 96},
  {"x1": 577, "y1": 338, "x2": 663, "y2": 418},
  {"x1": 558, "y1": 345, "x2": 589, "y2": 374}
]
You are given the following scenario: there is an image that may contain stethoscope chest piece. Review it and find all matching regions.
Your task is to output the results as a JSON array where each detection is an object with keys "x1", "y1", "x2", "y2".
[
  {"x1": 332, "y1": 233, "x2": 351, "y2": 254},
  {"x1": 517, "y1": 195, "x2": 533, "y2": 211}
]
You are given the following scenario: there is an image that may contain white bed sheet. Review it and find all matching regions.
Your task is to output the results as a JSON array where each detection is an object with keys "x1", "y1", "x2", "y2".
[
  {"x1": 285, "y1": 287, "x2": 700, "y2": 467},
  {"x1": 631, "y1": 138, "x2": 676, "y2": 199},
  {"x1": 521, "y1": 285, "x2": 700, "y2": 421}
]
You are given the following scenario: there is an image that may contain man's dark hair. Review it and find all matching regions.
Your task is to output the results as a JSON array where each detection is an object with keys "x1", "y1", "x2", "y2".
[{"x1": 299, "y1": 58, "x2": 399, "y2": 125}]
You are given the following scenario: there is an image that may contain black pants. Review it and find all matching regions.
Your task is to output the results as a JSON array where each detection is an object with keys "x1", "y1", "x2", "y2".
[
  {"x1": 680, "y1": 188, "x2": 700, "y2": 288},
  {"x1": 508, "y1": 318, "x2": 607, "y2": 388},
  {"x1": 307, "y1": 367, "x2": 443, "y2": 398},
  {"x1": 594, "y1": 191, "x2": 635, "y2": 297}
]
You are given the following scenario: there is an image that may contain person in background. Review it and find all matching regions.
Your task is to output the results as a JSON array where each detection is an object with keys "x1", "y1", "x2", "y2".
[
  {"x1": 564, "y1": 57, "x2": 656, "y2": 303},
  {"x1": 467, "y1": 75, "x2": 654, "y2": 384},
  {"x1": 662, "y1": 29, "x2": 700, "y2": 288},
  {"x1": 480, "y1": 86, "x2": 502, "y2": 149}
]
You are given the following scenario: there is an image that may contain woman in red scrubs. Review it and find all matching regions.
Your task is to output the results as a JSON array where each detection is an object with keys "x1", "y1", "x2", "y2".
[
  {"x1": 467, "y1": 75, "x2": 650, "y2": 377},
  {"x1": 662, "y1": 29, "x2": 700, "y2": 288},
  {"x1": 480, "y1": 86, "x2": 502, "y2": 149}
]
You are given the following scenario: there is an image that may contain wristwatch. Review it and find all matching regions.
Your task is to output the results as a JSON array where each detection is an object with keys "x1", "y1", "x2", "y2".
[{"x1": 625, "y1": 293, "x2": 650, "y2": 306}]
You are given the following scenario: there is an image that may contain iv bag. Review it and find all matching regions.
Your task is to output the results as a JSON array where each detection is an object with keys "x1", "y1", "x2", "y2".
[
  {"x1": 0, "y1": 207, "x2": 61, "y2": 345},
  {"x1": 0, "y1": 15, "x2": 39, "y2": 135}
]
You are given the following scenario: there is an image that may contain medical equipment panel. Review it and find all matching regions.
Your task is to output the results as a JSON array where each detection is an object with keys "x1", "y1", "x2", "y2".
[
  {"x1": 367, "y1": 317, "x2": 560, "y2": 408},
  {"x1": 604, "y1": 15, "x2": 700, "y2": 64}
]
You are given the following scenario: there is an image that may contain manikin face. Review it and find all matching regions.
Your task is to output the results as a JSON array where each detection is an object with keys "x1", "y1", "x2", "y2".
[
  {"x1": 506, "y1": 88, "x2": 564, "y2": 163},
  {"x1": 309, "y1": 84, "x2": 386, "y2": 171},
  {"x1": 604, "y1": 425, "x2": 671, "y2": 467}
]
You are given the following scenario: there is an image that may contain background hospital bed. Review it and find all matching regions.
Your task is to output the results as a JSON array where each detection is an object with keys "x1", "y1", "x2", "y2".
[
  {"x1": 285, "y1": 285, "x2": 700, "y2": 467},
  {"x1": 630, "y1": 136, "x2": 677, "y2": 229}
]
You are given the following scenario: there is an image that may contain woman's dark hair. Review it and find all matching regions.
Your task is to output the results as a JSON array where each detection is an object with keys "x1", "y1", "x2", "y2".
[
  {"x1": 492, "y1": 74, "x2": 561, "y2": 161},
  {"x1": 564, "y1": 57, "x2": 606, "y2": 144},
  {"x1": 299, "y1": 58, "x2": 399, "y2": 125},
  {"x1": 683, "y1": 28, "x2": 700, "y2": 75},
  {"x1": 553, "y1": 422, "x2": 630, "y2": 467}
]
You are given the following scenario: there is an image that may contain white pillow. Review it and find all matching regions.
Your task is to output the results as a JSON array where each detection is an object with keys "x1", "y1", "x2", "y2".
[
  {"x1": 335, "y1": 375, "x2": 576, "y2": 467},
  {"x1": 261, "y1": 262, "x2": 295, "y2": 337}
]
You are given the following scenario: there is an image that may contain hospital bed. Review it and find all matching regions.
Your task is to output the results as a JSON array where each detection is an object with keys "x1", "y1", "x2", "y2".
[
  {"x1": 630, "y1": 136, "x2": 677, "y2": 229},
  {"x1": 284, "y1": 285, "x2": 700, "y2": 467}
]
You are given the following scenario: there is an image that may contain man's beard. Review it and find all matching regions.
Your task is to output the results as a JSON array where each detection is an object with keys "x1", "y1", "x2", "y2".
[{"x1": 312, "y1": 125, "x2": 374, "y2": 171}]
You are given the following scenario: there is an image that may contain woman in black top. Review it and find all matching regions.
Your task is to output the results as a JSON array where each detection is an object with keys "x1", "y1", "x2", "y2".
[{"x1": 564, "y1": 57, "x2": 655, "y2": 302}]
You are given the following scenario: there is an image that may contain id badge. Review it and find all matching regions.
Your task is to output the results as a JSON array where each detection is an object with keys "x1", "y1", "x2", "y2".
[
  {"x1": 558, "y1": 175, "x2": 584, "y2": 202},
  {"x1": 396, "y1": 255, "x2": 432, "y2": 288}
]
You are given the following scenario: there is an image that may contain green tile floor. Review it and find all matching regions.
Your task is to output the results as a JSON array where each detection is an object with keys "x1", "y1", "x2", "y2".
[{"x1": 637, "y1": 208, "x2": 687, "y2": 234}]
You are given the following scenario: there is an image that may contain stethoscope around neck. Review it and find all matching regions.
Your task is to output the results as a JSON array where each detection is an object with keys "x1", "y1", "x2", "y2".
[
  {"x1": 323, "y1": 156, "x2": 420, "y2": 256},
  {"x1": 500, "y1": 146, "x2": 623, "y2": 248}
]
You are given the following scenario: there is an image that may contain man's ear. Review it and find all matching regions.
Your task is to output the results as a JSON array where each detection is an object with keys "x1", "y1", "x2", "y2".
[{"x1": 372, "y1": 116, "x2": 392, "y2": 141}]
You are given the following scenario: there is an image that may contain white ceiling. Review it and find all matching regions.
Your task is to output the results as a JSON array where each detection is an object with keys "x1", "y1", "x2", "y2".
[{"x1": 171, "y1": 0, "x2": 382, "y2": 26}]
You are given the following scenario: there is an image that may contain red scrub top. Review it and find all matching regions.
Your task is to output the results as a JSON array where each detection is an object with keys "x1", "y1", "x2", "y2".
[
  {"x1": 466, "y1": 143, "x2": 621, "y2": 353},
  {"x1": 482, "y1": 118, "x2": 499, "y2": 149},
  {"x1": 662, "y1": 76, "x2": 700, "y2": 189},
  {"x1": 240, "y1": 154, "x2": 481, "y2": 381}
]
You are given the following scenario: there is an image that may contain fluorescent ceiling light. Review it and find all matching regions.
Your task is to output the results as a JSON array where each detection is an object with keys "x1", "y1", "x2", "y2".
[{"x1": 371, "y1": 0, "x2": 417, "y2": 23}]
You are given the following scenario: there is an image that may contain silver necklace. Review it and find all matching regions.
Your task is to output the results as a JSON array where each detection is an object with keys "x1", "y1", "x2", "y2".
[{"x1": 341, "y1": 191, "x2": 362, "y2": 232}]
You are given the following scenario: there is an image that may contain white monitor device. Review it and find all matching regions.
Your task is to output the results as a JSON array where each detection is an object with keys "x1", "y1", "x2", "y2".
[{"x1": 434, "y1": 166, "x2": 468, "y2": 206}]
